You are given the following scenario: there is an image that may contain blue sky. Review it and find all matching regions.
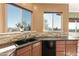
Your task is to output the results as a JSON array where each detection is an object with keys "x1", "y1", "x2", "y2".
[
  {"x1": 7, "y1": 4, "x2": 21, "y2": 27},
  {"x1": 22, "y1": 9, "x2": 32, "y2": 26},
  {"x1": 44, "y1": 13, "x2": 79, "y2": 30},
  {"x1": 7, "y1": 4, "x2": 32, "y2": 28},
  {"x1": 44, "y1": 13, "x2": 61, "y2": 29},
  {"x1": 69, "y1": 22, "x2": 79, "y2": 29},
  {"x1": 53, "y1": 14, "x2": 61, "y2": 28}
]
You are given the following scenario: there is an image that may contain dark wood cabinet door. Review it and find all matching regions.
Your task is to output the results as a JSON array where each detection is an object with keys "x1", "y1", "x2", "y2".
[
  {"x1": 56, "y1": 41, "x2": 65, "y2": 45},
  {"x1": 65, "y1": 44, "x2": 71, "y2": 56},
  {"x1": 66, "y1": 41, "x2": 77, "y2": 45},
  {"x1": 56, "y1": 40, "x2": 77, "y2": 56},
  {"x1": 56, "y1": 52, "x2": 65, "y2": 56},
  {"x1": 15, "y1": 45, "x2": 31, "y2": 56},
  {"x1": 66, "y1": 41, "x2": 77, "y2": 56},
  {"x1": 56, "y1": 41, "x2": 65, "y2": 56},
  {"x1": 32, "y1": 42, "x2": 42, "y2": 56}
]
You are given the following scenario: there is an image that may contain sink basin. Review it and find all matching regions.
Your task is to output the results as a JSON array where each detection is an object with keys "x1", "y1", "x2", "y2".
[{"x1": 15, "y1": 38, "x2": 36, "y2": 45}]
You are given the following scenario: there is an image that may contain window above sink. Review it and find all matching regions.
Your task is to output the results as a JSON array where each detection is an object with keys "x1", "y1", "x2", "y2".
[{"x1": 6, "y1": 4, "x2": 32, "y2": 32}]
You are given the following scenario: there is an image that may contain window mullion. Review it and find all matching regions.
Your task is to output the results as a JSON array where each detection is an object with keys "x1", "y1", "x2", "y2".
[
  {"x1": 52, "y1": 14, "x2": 54, "y2": 32},
  {"x1": 75, "y1": 20, "x2": 77, "y2": 33},
  {"x1": 20, "y1": 9, "x2": 23, "y2": 25}
]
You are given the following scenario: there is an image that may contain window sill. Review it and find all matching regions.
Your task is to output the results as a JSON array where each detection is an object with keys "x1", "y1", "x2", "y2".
[{"x1": 0, "y1": 31, "x2": 32, "y2": 34}]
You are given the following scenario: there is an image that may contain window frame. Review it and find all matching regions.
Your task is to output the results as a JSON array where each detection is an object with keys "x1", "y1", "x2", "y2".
[
  {"x1": 5, "y1": 3, "x2": 32, "y2": 32},
  {"x1": 69, "y1": 18, "x2": 79, "y2": 33},
  {"x1": 22, "y1": 9, "x2": 32, "y2": 31},
  {"x1": 43, "y1": 12, "x2": 63, "y2": 32}
]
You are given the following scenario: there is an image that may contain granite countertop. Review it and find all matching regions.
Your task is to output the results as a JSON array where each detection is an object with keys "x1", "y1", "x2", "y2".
[
  {"x1": 0, "y1": 49, "x2": 16, "y2": 56},
  {"x1": 0, "y1": 32, "x2": 79, "y2": 45},
  {"x1": 0, "y1": 36, "x2": 79, "y2": 56},
  {"x1": 0, "y1": 44, "x2": 17, "y2": 56},
  {"x1": 0, "y1": 32, "x2": 79, "y2": 56},
  {"x1": 0, "y1": 39, "x2": 41, "y2": 56}
]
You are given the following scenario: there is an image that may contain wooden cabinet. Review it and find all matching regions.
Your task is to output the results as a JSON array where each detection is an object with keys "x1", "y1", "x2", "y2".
[
  {"x1": 15, "y1": 45, "x2": 32, "y2": 56},
  {"x1": 56, "y1": 40, "x2": 77, "y2": 56},
  {"x1": 56, "y1": 41, "x2": 65, "y2": 56},
  {"x1": 56, "y1": 52, "x2": 65, "y2": 56},
  {"x1": 77, "y1": 41, "x2": 79, "y2": 56},
  {"x1": 15, "y1": 41, "x2": 42, "y2": 56},
  {"x1": 66, "y1": 41, "x2": 77, "y2": 56},
  {"x1": 32, "y1": 42, "x2": 42, "y2": 56},
  {"x1": 15, "y1": 40, "x2": 77, "y2": 56}
]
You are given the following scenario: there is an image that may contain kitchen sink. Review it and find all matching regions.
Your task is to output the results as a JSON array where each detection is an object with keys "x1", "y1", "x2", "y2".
[{"x1": 15, "y1": 38, "x2": 36, "y2": 45}]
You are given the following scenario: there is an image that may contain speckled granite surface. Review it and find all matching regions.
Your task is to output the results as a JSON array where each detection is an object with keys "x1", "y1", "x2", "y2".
[
  {"x1": 0, "y1": 32, "x2": 67, "y2": 45},
  {"x1": 0, "y1": 32, "x2": 77, "y2": 56},
  {"x1": 0, "y1": 32, "x2": 31, "y2": 45}
]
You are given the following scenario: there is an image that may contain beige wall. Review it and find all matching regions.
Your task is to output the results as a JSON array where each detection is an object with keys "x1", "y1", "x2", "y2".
[
  {"x1": 0, "y1": 3, "x2": 69, "y2": 33},
  {"x1": 32, "y1": 4, "x2": 69, "y2": 33},
  {"x1": 15, "y1": 3, "x2": 33, "y2": 11},
  {"x1": 0, "y1": 3, "x2": 33, "y2": 33},
  {"x1": 0, "y1": 4, "x2": 6, "y2": 33}
]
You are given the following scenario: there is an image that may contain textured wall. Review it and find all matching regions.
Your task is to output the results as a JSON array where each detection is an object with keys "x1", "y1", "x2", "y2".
[{"x1": 32, "y1": 4, "x2": 69, "y2": 33}]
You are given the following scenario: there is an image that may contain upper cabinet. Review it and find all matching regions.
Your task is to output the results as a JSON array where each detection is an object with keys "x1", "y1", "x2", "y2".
[
  {"x1": 43, "y1": 12, "x2": 62, "y2": 32},
  {"x1": 6, "y1": 4, "x2": 32, "y2": 32}
]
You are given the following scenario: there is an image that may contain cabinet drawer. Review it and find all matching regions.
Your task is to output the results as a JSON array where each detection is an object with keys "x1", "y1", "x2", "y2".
[
  {"x1": 56, "y1": 41, "x2": 65, "y2": 45},
  {"x1": 56, "y1": 44, "x2": 65, "y2": 48},
  {"x1": 66, "y1": 41, "x2": 77, "y2": 45},
  {"x1": 33, "y1": 42, "x2": 41, "y2": 47},
  {"x1": 56, "y1": 47, "x2": 65, "y2": 52},
  {"x1": 56, "y1": 52, "x2": 65, "y2": 56}
]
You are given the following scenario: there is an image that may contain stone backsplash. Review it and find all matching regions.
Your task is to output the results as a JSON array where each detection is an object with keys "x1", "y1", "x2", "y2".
[
  {"x1": 0, "y1": 32, "x2": 31, "y2": 45},
  {"x1": 0, "y1": 32, "x2": 68, "y2": 45}
]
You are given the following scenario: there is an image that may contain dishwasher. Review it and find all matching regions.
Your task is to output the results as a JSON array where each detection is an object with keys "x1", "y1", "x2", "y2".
[{"x1": 42, "y1": 40, "x2": 56, "y2": 56}]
